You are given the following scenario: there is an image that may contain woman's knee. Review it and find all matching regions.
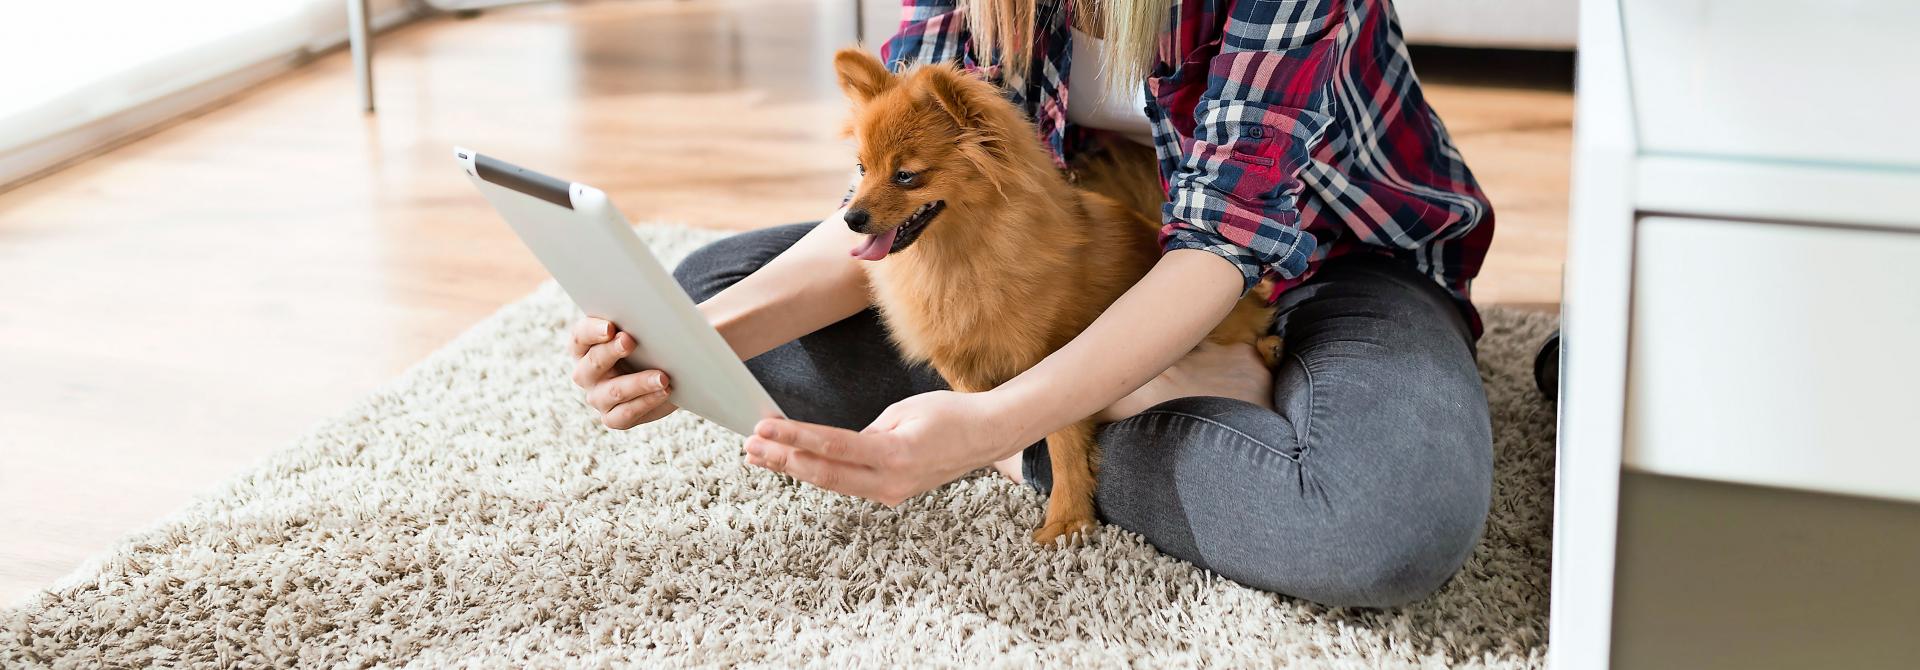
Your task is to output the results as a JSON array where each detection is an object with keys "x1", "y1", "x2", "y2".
[
  {"x1": 1338, "y1": 527, "x2": 1478, "y2": 606},
  {"x1": 1285, "y1": 424, "x2": 1492, "y2": 605},
  {"x1": 1212, "y1": 505, "x2": 1482, "y2": 608},
  {"x1": 1151, "y1": 448, "x2": 1485, "y2": 606},
  {"x1": 670, "y1": 223, "x2": 812, "y2": 302},
  {"x1": 1314, "y1": 485, "x2": 1490, "y2": 607},
  {"x1": 1088, "y1": 398, "x2": 1490, "y2": 608}
]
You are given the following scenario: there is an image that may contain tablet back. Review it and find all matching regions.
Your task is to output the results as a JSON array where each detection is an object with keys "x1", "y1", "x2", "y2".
[{"x1": 457, "y1": 148, "x2": 784, "y2": 435}]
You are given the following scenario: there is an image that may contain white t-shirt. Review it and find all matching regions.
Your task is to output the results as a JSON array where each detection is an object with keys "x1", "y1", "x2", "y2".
[{"x1": 1065, "y1": 28, "x2": 1155, "y2": 146}]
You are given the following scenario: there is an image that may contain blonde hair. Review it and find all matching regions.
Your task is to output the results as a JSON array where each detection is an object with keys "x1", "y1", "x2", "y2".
[{"x1": 966, "y1": 0, "x2": 1175, "y2": 90}]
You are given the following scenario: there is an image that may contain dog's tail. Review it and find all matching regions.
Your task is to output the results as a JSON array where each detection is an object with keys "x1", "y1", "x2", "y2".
[{"x1": 1068, "y1": 139, "x2": 1164, "y2": 232}]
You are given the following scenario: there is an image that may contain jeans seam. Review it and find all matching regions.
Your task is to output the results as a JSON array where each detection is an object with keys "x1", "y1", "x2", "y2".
[
  {"x1": 1290, "y1": 348, "x2": 1316, "y2": 461},
  {"x1": 1135, "y1": 408, "x2": 1301, "y2": 463}
]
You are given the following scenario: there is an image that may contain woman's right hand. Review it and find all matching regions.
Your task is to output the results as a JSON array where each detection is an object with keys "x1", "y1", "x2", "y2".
[{"x1": 569, "y1": 317, "x2": 676, "y2": 429}]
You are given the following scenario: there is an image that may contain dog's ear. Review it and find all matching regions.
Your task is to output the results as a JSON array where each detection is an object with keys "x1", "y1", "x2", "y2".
[
  {"x1": 834, "y1": 48, "x2": 894, "y2": 104},
  {"x1": 921, "y1": 64, "x2": 1036, "y2": 197},
  {"x1": 923, "y1": 65, "x2": 995, "y2": 132}
]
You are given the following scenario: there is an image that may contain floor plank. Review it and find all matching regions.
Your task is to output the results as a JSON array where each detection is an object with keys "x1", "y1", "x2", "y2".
[{"x1": 0, "y1": 0, "x2": 1570, "y2": 604}]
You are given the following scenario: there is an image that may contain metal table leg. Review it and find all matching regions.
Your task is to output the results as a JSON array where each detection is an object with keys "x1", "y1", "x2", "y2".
[{"x1": 349, "y1": 0, "x2": 374, "y2": 113}]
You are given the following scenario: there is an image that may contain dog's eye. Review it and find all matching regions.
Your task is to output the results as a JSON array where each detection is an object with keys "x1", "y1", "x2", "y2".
[
  {"x1": 892, "y1": 170, "x2": 916, "y2": 186},
  {"x1": 856, "y1": 163, "x2": 866, "y2": 176}
]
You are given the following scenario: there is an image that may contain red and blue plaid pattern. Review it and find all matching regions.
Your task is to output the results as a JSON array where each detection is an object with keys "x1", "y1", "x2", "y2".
[{"x1": 880, "y1": 0, "x2": 1494, "y2": 329}]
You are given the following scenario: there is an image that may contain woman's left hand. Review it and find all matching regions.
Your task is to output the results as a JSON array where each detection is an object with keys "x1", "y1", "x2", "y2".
[{"x1": 744, "y1": 390, "x2": 1026, "y2": 506}]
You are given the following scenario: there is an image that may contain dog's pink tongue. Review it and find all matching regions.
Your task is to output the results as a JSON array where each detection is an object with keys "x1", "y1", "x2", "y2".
[{"x1": 850, "y1": 228, "x2": 898, "y2": 261}]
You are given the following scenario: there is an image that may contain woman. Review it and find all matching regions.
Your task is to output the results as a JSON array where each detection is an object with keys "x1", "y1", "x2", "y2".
[{"x1": 568, "y1": 0, "x2": 1495, "y2": 607}]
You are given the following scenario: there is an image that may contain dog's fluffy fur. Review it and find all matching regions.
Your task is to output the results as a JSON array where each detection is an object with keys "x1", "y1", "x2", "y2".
[{"x1": 833, "y1": 48, "x2": 1279, "y2": 544}]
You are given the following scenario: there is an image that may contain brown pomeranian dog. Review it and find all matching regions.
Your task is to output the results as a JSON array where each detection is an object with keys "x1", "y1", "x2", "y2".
[{"x1": 832, "y1": 48, "x2": 1279, "y2": 544}]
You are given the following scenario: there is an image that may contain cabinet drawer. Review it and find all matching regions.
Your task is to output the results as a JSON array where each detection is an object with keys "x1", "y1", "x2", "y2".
[
  {"x1": 1626, "y1": 217, "x2": 1920, "y2": 503},
  {"x1": 1622, "y1": 0, "x2": 1920, "y2": 170}
]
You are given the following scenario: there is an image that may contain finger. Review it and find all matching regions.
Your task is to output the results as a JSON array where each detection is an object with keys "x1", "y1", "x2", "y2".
[
  {"x1": 753, "y1": 418, "x2": 879, "y2": 463},
  {"x1": 745, "y1": 438, "x2": 895, "y2": 503},
  {"x1": 602, "y1": 390, "x2": 672, "y2": 429},
  {"x1": 569, "y1": 318, "x2": 616, "y2": 357},
  {"x1": 631, "y1": 400, "x2": 678, "y2": 426},
  {"x1": 571, "y1": 333, "x2": 635, "y2": 389},
  {"x1": 588, "y1": 370, "x2": 670, "y2": 412}
]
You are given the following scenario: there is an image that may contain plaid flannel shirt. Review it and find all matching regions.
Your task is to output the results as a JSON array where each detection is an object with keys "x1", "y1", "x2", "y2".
[{"x1": 880, "y1": 0, "x2": 1494, "y2": 330}]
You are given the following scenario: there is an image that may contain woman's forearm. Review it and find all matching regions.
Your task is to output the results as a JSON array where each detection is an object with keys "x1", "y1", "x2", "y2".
[
  {"x1": 699, "y1": 213, "x2": 873, "y2": 360},
  {"x1": 988, "y1": 249, "x2": 1247, "y2": 449}
]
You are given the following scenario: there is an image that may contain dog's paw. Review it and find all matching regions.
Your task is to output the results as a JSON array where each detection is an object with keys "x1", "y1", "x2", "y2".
[
  {"x1": 1257, "y1": 335, "x2": 1284, "y2": 369},
  {"x1": 1031, "y1": 516, "x2": 1097, "y2": 546}
]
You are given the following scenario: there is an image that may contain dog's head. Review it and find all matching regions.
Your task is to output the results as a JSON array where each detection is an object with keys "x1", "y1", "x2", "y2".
[{"x1": 832, "y1": 48, "x2": 1041, "y2": 260}]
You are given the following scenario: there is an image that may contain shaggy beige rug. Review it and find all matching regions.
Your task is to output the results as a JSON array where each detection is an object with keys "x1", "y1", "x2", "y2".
[{"x1": 3, "y1": 225, "x2": 1557, "y2": 668}]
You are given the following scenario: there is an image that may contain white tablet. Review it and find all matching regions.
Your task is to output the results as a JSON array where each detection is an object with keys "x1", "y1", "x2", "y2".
[{"x1": 456, "y1": 147, "x2": 785, "y2": 435}]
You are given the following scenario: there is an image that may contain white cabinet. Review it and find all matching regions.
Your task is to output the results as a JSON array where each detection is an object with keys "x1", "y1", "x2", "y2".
[
  {"x1": 1553, "y1": 1, "x2": 1920, "y2": 668},
  {"x1": 1627, "y1": 218, "x2": 1920, "y2": 503},
  {"x1": 1622, "y1": 0, "x2": 1920, "y2": 169}
]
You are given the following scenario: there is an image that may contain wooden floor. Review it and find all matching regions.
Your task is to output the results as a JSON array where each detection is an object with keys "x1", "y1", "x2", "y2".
[{"x1": 0, "y1": 0, "x2": 1571, "y2": 604}]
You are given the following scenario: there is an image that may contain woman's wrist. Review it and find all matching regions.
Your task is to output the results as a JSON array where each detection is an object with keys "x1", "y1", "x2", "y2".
[
  {"x1": 976, "y1": 386, "x2": 1052, "y2": 457},
  {"x1": 697, "y1": 287, "x2": 769, "y2": 359}
]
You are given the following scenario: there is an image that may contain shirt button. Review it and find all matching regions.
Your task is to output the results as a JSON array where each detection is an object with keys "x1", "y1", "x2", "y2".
[{"x1": 1248, "y1": 127, "x2": 1265, "y2": 139}]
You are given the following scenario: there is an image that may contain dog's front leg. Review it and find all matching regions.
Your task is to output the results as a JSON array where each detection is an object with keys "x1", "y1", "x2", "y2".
[{"x1": 1033, "y1": 419, "x2": 1099, "y2": 545}]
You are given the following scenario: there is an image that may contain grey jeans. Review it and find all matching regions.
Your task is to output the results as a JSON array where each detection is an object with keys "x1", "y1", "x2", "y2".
[{"x1": 674, "y1": 223, "x2": 1493, "y2": 607}]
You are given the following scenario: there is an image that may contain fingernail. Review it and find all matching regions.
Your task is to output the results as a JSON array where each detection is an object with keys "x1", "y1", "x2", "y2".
[
  {"x1": 649, "y1": 372, "x2": 667, "y2": 392},
  {"x1": 745, "y1": 440, "x2": 764, "y2": 457}
]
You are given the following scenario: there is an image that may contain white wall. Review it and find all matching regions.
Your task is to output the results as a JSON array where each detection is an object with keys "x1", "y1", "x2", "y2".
[{"x1": 0, "y1": 0, "x2": 419, "y2": 187}]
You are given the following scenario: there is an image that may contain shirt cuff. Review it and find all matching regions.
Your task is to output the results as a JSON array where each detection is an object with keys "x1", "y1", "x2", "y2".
[
  {"x1": 1159, "y1": 198, "x2": 1317, "y2": 294},
  {"x1": 1160, "y1": 225, "x2": 1263, "y2": 293}
]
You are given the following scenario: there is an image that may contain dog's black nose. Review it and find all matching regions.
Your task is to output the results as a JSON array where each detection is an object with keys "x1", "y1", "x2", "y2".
[{"x1": 844, "y1": 208, "x2": 871, "y2": 232}]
